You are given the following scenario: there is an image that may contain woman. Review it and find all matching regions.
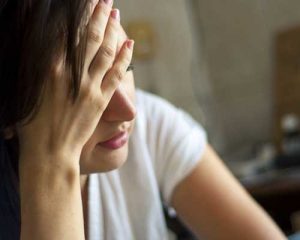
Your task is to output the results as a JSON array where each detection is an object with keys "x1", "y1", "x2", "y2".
[{"x1": 0, "y1": 0, "x2": 287, "y2": 239}]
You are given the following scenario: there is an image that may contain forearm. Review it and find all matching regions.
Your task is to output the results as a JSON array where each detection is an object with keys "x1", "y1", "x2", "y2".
[
  {"x1": 19, "y1": 154, "x2": 85, "y2": 240},
  {"x1": 172, "y1": 145, "x2": 286, "y2": 240},
  {"x1": 190, "y1": 190, "x2": 286, "y2": 240}
]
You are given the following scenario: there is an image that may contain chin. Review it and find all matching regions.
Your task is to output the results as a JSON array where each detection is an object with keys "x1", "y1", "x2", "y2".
[{"x1": 79, "y1": 142, "x2": 129, "y2": 174}]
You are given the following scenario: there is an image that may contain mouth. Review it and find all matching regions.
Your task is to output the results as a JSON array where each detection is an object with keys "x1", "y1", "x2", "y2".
[{"x1": 97, "y1": 131, "x2": 129, "y2": 150}]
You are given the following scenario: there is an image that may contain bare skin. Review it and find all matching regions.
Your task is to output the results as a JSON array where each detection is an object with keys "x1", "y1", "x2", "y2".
[
  {"x1": 172, "y1": 145, "x2": 287, "y2": 240},
  {"x1": 12, "y1": 1, "x2": 288, "y2": 239},
  {"x1": 18, "y1": 0, "x2": 134, "y2": 239}
]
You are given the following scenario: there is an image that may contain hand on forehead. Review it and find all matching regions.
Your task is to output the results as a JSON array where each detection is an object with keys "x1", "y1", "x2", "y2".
[{"x1": 84, "y1": 1, "x2": 129, "y2": 53}]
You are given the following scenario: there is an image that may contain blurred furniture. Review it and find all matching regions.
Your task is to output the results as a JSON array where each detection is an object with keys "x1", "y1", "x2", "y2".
[
  {"x1": 242, "y1": 165, "x2": 300, "y2": 235},
  {"x1": 274, "y1": 26, "x2": 300, "y2": 153}
]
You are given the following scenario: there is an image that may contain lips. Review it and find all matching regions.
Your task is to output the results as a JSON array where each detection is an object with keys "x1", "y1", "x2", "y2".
[{"x1": 97, "y1": 131, "x2": 128, "y2": 150}]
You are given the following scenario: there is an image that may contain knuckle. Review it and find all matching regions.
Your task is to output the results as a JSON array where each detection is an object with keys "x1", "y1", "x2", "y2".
[
  {"x1": 95, "y1": 3, "x2": 110, "y2": 18},
  {"x1": 82, "y1": 91, "x2": 102, "y2": 111},
  {"x1": 102, "y1": 6, "x2": 111, "y2": 18},
  {"x1": 108, "y1": 21, "x2": 119, "y2": 33},
  {"x1": 120, "y1": 51, "x2": 132, "y2": 64},
  {"x1": 96, "y1": 99, "x2": 106, "y2": 112},
  {"x1": 80, "y1": 83, "x2": 94, "y2": 98},
  {"x1": 99, "y1": 45, "x2": 115, "y2": 59},
  {"x1": 88, "y1": 27, "x2": 103, "y2": 43},
  {"x1": 113, "y1": 68, "x2": 124, "y2": 82},
  {"x1": 123, "y1": 56, "x2": 132, "y2": 65},
  {"x1": 90, "y1": 94, "x2": 102, "y2": 110}
]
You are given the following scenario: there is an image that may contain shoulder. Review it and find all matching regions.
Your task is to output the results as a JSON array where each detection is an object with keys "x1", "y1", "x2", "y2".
[
  {"x1": 135, "y1": 89, "x2": 178, "y2": 117},
  {"x1": 133, "y1": 90, "x2": 208, "y2": 204},
  {"x1": 133, "y1": 89, "x2": 207, "y2": 162},
  {"x1": 135, "y1": 89, "x2": 206, "y2": 137}
]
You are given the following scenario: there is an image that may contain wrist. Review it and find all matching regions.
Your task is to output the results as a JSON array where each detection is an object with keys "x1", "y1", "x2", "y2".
[
  {"x1": 19, "y1": 152, "x2": 84, "y2": 240},
  {"x1": 19, "y1": 154, "x2": 81, "y2": 200},
  {"x1": 19, "y1": 145, "x2": 81, "y2": 166},
  {"x1": 19, "y1": 150, "x2": 81, "y2": 177}
]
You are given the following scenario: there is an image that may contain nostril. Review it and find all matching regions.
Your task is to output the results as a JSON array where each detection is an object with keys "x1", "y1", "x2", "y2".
[
  {"x1": 101, "y1": 87, "x2": 136, "y2": 122},
  {"x1": 119, "y1": 93, "x2": 136, "y2": 121},
  {"x1": 127, "y1": 104, "x2": 137, "y2": 121}
]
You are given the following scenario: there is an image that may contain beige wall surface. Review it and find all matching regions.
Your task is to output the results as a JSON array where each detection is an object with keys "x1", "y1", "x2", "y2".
[
  {"x1": 116, "y1": 0, "x2": 300, "y2": 158},
  {"x1": 116, "y1": 0, "x2": 226, "y2": 153},
  {"x1": 196, "y1": 0, "x2": 300, "y2": 157}
]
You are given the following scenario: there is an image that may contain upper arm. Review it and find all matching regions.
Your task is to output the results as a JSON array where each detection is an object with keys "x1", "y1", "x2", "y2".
[{"x1": 171, "y1": 144, "x2": 286, "y2": 240}]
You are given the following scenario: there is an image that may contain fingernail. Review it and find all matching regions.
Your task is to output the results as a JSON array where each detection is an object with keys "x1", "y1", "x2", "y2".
[
  {"x1": 111, "y1": 9, "x2": 120, "y2": 21},
  {"x1": 103, "y1": 0, "x2": 113, "y2": 6},
  {"x1": 127, "y1": 40, "x2": 134, "y2": 49}
]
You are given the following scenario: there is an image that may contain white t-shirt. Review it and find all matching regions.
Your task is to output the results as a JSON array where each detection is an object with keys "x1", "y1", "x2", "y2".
[{"x1": 87, "y1": 90, "x2": 207, "y2": 240}]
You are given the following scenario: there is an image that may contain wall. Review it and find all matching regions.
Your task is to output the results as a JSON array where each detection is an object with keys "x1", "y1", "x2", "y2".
[
  {"x1": 196, "y1": 0, "x2": 300, "y2": 157},
  {"x1": 116, "y1": 0, "x2": 300, "y2": 158},
  {"x1": 116, "y1": 0, "x2": 226, "y2": 152}
]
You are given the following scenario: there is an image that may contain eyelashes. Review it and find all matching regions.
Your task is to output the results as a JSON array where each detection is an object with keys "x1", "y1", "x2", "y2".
[{"x1": 127, "y1": 63, "x2": 134, "y2": 72}]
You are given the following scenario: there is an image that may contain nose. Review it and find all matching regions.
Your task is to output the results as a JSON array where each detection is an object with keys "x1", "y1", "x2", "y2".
[{"x1": 101, "y1": 86, "x2": 136, "y2": 122}]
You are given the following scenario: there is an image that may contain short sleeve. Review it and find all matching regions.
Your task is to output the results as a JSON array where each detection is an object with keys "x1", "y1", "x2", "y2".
[{"x1": 136, "y1": 90, "x2": 207, "y2": 205}]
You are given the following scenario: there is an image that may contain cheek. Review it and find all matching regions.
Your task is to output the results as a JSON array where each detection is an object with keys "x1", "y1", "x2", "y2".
[
  {"x1": 79, "y1": 138, "x2": 101, "y2": 174},
  {"x1": 79, "y1": 139, "x2": 129, "y2": 174},
  {"x1": 80, "y1": 136, "x2": 97, "y2": 163},
  {"x1": 79, "y1": 73, "x2": 135, "y2": 174}
]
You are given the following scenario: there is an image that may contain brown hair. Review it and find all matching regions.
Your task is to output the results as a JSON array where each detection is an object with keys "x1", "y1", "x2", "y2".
[
  {"x1": 0, "y1": 0, "x2": 90, "y2": 129},
  {"x1": 0, "y1": 0, "x2": 91, "y2": 238}
]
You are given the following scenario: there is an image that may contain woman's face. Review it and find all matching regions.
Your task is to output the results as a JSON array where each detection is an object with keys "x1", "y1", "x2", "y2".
[
  {"x1": 79, "y1": 30, "x2": 137, "y2": 174},
  {"x1": 3, "y1": 30, "x2": 135, "y2": 175}
]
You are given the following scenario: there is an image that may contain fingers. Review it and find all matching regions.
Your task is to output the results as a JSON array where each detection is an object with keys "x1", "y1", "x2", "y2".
[
  {"x1": 84, "y1": 0, "x2": 99, "y2": 27},
  {"x1": 82, "y1": 1, "x2": 132, "y2": 101},
  {"x1": 84, "y1": 0, "x2": 113, "y2": 70},
  {"x1": 88, "y1": 8, "x2": 120, "y2": 79},
  {"x1": 101, "y1": 40, "x2": 134, "y2": 99},
  {"x1": 76, "y1": 0, "x2": 99, "y2": 45}
]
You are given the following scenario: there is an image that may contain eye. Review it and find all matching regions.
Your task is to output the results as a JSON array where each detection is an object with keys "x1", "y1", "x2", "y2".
[{"x1": 126, "y1": 63, "x2": 134, "y2": 72}]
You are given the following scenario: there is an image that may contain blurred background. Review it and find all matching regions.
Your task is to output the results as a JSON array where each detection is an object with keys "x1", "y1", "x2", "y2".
[{"x1": 116, "y1": 0, "x2": 300, "y2": 236}]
